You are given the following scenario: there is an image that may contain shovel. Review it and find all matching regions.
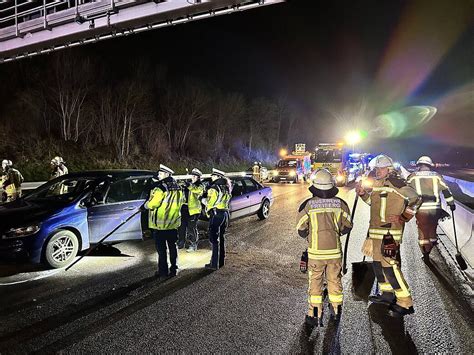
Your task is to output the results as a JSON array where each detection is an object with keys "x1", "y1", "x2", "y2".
[{"x1": 451, "y1": 210, "x2": 468, "y2": 270}]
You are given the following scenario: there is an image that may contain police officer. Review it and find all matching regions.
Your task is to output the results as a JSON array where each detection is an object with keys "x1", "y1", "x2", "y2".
[
  {"x1": 205, "y1": 168, "x2": 232, "y2": 270},
  {"x1": 407, "y1": 156, "x2": 455, "y2": 259},
  {"x1": 356, "y1": 155, "x2": 421, "y2": 317},
  {"x1": 297, "y1": 169, "x2": 353, "y2": 326},
  {"x1": 1, "y1": 160, "x2": 24, "y2": 203},
  {"x1": 178, "y1": 168, "x2": 205, "y2": 252},
  {"x1": 144, "y1": 164, "x2": 184, "y2": 278},
  {"x1": 50, "y1": 156, "x2": 68, "y2": 180}
]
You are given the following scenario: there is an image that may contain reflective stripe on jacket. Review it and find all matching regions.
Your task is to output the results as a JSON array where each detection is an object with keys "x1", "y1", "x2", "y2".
[
  {"x1": 206, "y1": 179, "x2": 231, "y2": 216},
  {"x1": 407, "y1": 170, "x2": 454, "y2": 210},
  {"x1": 146, "y1": 177, "x2": 184, "y2": 230},
  {"x1": 296, "y1": 196, "x2": 353, "y2": 260},
  {"x1": 360, "y1": 174, "x2": 421, "y2": 242},
  {"x1": 187, "y1": 182, "x2": 204, "y2": 216}
]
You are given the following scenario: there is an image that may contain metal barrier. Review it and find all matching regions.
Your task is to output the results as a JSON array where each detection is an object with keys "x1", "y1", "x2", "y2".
[
  {"x1": 1, "y1": 171, "x2": 251, "y2": 193},
  {"x1": 439, "y1": 176, "x2": 474, "y2": 268}
]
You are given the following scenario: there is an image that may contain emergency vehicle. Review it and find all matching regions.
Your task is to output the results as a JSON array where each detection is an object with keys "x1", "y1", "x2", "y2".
[{"x1": 272, "y1": 144, "x2": 312, "y2": 183}]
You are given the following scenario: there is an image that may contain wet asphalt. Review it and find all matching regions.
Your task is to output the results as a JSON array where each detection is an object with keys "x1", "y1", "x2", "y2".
[{"x1": 0, "y1": 183, "x2": 472, "y2": 354}]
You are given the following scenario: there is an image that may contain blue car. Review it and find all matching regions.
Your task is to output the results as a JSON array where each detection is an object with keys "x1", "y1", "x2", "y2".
[{"x1": 0, "y1": 170, "x2": 154, "y2": 268}]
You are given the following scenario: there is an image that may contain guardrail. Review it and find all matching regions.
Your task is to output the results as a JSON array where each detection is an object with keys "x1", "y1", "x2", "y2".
[
  {"x1": 439, "y1": 176, "x2": 474, "y2": 268},
  {"x1": 1, "y1": 171, "x2": 252, "y2": 193}
]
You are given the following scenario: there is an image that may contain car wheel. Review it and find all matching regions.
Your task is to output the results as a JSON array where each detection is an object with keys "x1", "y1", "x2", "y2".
[
  {"x1": 44, "y1": 230, "x2": 79, "y2": 269},
  {"x1": 257, "y1": 199, "x2": 270, "y2": 220}
]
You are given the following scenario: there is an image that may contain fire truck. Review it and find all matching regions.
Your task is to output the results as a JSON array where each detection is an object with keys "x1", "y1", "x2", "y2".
[
  {"x1": 312, "y1": 143, "x2": 348, "y2": 186},
  {"x1": 272, "y1": 144, "x2": 312, "y2": 183}
]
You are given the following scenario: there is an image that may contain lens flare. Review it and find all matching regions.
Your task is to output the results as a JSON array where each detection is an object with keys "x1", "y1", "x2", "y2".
[{"x1": 374, "y1": 105, "x2": 437, "y2": 138}]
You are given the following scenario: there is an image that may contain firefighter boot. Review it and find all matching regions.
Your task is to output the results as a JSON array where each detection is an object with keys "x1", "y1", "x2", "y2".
[
  {"x1": 369, "y1": 292, "x2": 396, "y2": 306},
  {"x1": 329, "y1": 304, "x2": 342, "y2": 322},
  {"x1": 305, "y1": 307, "x2": 323, "y2": 327},
  {"x1": 389, "y1": 304, "x2": 415, "y2": 318}
]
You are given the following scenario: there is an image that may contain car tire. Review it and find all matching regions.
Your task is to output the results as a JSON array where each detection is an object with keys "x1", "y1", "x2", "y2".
[
  {"x1": 44, "y1": 230, "x2": 79, "y2": 269},
  {"x1": 257, "y1": 199, "x2": 270, "y2": 220}
]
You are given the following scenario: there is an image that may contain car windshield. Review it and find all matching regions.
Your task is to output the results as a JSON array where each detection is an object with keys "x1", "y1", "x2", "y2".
[
  {"x1": 24, "y1": 177, "x2": 95, "y2": 203},
  {"x1": 278, "y1": 160, "x2": 297, "y2": 168},
  {"x1": 314, "y1": 149, "x2": 342, "y2": 163}
]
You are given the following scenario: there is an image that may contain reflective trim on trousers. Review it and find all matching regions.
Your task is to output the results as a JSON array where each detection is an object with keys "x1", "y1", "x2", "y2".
[
  {"x1": 309, "y1": 294, "x2": 323, "y2": 305},
  {"x1": 328, "y1": 293, "x2": 343, "y2": 304}
]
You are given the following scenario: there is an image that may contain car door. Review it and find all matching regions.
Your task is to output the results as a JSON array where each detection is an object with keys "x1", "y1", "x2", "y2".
[
  {"x1": 229, "y1": 179, "x2": 250, "y2": 219},
  {"x1": 87, "y1": 177, "x2": 148, "y2": 244},
  {"x1": 242, "y1": 178, "x2": 262, "y2": 215}
]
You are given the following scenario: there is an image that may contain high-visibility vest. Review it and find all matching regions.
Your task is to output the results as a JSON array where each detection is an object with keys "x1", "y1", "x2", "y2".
[
  {"x1": 187, "y1": 182, "x2": 204, "y2": 216},
  {"x1": 146, "y1": 178, "x2": 184, "y2": 230},
  {"x1": 407, "y1": 170, "x2": 454, "y2": 211},
  {"x1": 206, "y1": 180, "x2": 231, "y2": 216}
]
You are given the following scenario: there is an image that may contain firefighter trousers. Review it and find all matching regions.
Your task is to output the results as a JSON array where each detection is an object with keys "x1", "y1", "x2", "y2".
[
  {"x1": 415, "y1": 212, "x2": 439, "y2": 254},
  {"x1": 372, "y1": 239, "x2": 413, "y2": 309},
  {"x1": 307, "y1": 258, "x2": 343, "y2": 316}
]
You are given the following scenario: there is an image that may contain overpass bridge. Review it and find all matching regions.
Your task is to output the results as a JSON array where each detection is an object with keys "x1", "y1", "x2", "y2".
[{"x1": 0, "y1": 0, "x2": 283, "y2": 63}]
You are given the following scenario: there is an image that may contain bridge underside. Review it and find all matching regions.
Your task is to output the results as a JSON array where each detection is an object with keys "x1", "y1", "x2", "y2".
[{"x1": 0, "y1": 0, "x2": 283, "y2": 63}]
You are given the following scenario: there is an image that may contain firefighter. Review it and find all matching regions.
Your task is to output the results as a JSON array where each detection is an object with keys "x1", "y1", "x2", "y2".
[
  {"x1": 178, "y1": 168, "x2": 205, "y2": 252},
  {"x1": 297, "y1": 169, "x2": 353, "y2": 326},
  {"x1": 144, "y1": 164, "x2": 184, "y2": 278},
  {"x1": 50, "y1": 156, "x2": 68, "y2": 179},
  {"x1": 407, "y1": 156, "x2": 455, "y2": 259},
  {"x1": 252, "y1": 162, "x2": 260, "y2": 182},
  {"x1": 1, "y1": 160, "x2": 24, "y2": 203},
  {"x1": 205, "y1": 168, "x2": 232, "y2": 270},
  {"x1": 356, "y1": 154, "x2": 422, "y2": 317}
]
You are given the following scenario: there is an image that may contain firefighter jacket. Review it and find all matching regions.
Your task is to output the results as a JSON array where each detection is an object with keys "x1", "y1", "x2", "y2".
[
  {"x1": 407, "y1": 169, "x2": 454, "y2": 211},
  {"x1": 2, "y1": 168, "x2": 24, "y2": 197},
  {"x1": 360, "y1": 173, "x2": 421, "y2": 242},
  {"x1": 206, "y1": 178, "x2": 232, "y2": 217},
  {"x1": 296, "y1": 186, "x2": 353, "y2": 260},
  {"x1": 186, "y1": 181, "x2": 205, "y2": 216},
  {"x1": 146, "y1": 176, "x2": 184, "y2": 230}
]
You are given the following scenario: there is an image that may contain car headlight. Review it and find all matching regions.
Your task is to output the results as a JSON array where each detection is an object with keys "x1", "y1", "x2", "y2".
[
  {"x1": 336, "y1": 174, "x2": 345, "y2": 182},
  {"x1": 4, "y1": 224, "x2": 41, "y2": 239},
  {"x1": 272, "y1": 170, "x2": 278, "y2": 176},
  {"x1": 289, "y1": 170, "x2": 296, "y2": 177}
]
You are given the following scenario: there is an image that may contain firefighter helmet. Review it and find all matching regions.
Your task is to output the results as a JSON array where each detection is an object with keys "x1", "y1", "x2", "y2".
[
  {"x1": 1, "y1": 159, "x2": 12, "y2": 170},
  {"x1": 372, "y1": 154, "x2": 393, "y2": 168},
  {"x1": 312, "y1": 168, "x2": 335, "y2": 190},
  {"x1": 416, "y1": 156, "x2": 434, "y2": 167}
]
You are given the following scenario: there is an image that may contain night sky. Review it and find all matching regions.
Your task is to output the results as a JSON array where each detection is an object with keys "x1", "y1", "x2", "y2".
[{"x1": 10, "y1": 0, "x2": 474, "y2": 165}]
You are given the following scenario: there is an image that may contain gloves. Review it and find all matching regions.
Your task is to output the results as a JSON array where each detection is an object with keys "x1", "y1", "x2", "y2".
[
  {"x1": 382, "y1": 232, "x2": 398, "y2": 258},
  {"x1": 300, "y1": 250, "x2": 308, "y2": 273},
  {"x1": 450, "y1": 204, "x2": 456, "y2": 211}
]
